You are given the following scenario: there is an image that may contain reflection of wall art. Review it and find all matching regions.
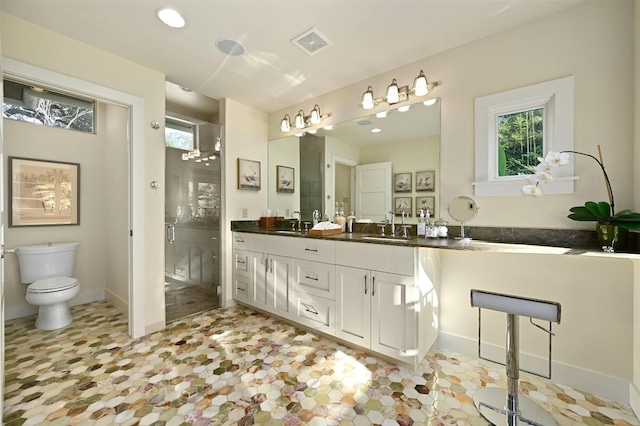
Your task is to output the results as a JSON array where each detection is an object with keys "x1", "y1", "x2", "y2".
[
  {"x1": 394, "y1": 196, "x2": 412, "y2": 216},
  {"x1": 9, "y1": 157, "x2": 80, "y2": 227},
  {"x1": 394, "y1": 172, "x2": 412, "y2": 193},
  {"x1": 238, "y1": 158, "x2": 261, "y2": 190},
  {"x1": 416, "y1": 196, "x2": 435, "y2": 216},
  {"x1": 416, "y1": 170, "x2": 435, "y2": 192},
  {"x1": 277, "y1": 165, "x2": 294, "y2": 193}
]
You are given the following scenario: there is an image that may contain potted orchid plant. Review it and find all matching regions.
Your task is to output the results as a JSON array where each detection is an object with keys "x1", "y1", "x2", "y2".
[{"x1": 523, "y1": 147, "x2": 640, "y2": 250}]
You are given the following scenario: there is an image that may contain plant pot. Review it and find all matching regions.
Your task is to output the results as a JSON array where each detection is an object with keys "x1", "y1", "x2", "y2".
[{"x1": 595, "y1": 224, "x2": 629, "y2": 250}]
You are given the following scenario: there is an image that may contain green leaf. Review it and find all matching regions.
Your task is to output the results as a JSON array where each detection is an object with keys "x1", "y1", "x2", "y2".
[{"x1": 583, "y1": 201, "x2": 610, "y2": 221}]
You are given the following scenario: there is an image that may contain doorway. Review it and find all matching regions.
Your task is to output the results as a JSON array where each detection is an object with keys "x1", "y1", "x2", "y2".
[{"x1": 164, "y1": 120, "x2": 222, "y2": 322}]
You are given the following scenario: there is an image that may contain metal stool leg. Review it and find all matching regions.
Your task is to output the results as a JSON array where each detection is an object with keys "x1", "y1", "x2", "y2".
[{"x1": 473, "y1": 313, "x2": 557, "y2": 426}]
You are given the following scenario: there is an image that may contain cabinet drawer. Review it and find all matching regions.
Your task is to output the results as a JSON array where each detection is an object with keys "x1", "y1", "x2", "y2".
[
  {"x1": 293, "y1": 292, "x2": 335, "y2": 335},
  {"x1": 233, "y1": 249, "x2": 250, "y2": 277},
  {"x1": 232, "y1": 232, "x2": 251, "y2": 250},
  {"x1": 293, "y1": 260, "x2": 335, "y2": 300},
  {"x1": 291, "y1": 238, "x2": 335, "y2": 263},
  {"x1": 335, "y1": 241, "x2": 415, "y2": 276},
  {"x1": 233, "y1": 275, "x2": 250, "y2": 302}
]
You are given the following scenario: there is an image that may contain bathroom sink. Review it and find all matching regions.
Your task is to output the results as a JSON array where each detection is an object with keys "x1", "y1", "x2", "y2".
[{"x1": 361, "y1": 236, "x2": 411, "y2": 243}]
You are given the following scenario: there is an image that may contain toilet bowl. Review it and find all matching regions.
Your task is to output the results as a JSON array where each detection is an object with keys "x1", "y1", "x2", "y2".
[
  {"x1": 26, "y1": 276, "x2": 80, "y2": 330},
  {"x1": 14, "y1": 242, "x2": 80, "y2": 330}
]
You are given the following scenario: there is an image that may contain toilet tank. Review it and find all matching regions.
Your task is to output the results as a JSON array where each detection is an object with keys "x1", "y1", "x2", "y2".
[{"x1": 14, "y1": 242, "x2": 79, "y2": 283}]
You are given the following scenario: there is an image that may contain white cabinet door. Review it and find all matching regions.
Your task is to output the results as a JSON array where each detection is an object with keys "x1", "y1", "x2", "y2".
[
  {"x1": 336, "y1": 265, "x2": 371, "y2": 348},
  {"x1": 250, "y1": 252, "x2": 292, "y2": 317},
  {"x1": 370, "y1": 271, "x2": 415, "y2": 361},
  {"x1": 270, "y1": 254, "x2": 292, "y2": 317}
]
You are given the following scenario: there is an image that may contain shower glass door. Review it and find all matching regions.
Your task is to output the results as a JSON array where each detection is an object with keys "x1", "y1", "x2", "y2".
[{"x1": 165, "y1": 120, "x2": 221, "y2": 322}]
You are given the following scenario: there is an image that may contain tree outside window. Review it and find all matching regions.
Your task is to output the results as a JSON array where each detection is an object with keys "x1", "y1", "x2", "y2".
[{"x1": 497, "y1": 108, "x2": 543, "y2": 177}]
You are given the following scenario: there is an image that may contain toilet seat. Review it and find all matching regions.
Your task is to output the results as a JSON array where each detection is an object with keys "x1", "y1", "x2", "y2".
[{"x1": 28, "y1": 276, "x2": 78, "y2": 294}]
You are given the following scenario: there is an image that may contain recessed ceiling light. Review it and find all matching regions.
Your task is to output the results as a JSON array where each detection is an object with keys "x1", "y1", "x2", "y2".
[
  {"x1": 376, "y1": 111, "x2": 388, "y2": 118},
  {"x1": 179, "y1": 86, "x2": 192, "y2": 92},
  {"x1": 397, "y1": 105, "x2": 411, "y2": 112},
  {"x1": 323, "y1": 125, "x2": 334, "y2": 130},
  {"x1": 371, "y1": 128, "x2": 382, "y2": 133},
  {"x1": 216, "y1": 39, "x2": 245, "y2": 56},
  {"x1": 157, "y1": 8, "x2": 185, "y2": 28},
  {"x1": 423, "y1": 98, "x2": 438, "y2": 106}
]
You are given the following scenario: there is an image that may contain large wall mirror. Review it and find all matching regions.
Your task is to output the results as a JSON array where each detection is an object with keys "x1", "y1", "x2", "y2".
[{"x1": 268, "y1": 99, "x2": 440, "y2": 224}]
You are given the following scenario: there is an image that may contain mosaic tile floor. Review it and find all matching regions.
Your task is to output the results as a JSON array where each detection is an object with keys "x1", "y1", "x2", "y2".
[{"x1": 4, "y1": 301, "x2": 639, "y2": 426}]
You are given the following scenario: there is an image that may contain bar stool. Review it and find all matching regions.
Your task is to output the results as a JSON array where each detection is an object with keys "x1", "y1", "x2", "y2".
[{"x1": 470, "y1": 289, "x2": 561, "y2": 426}]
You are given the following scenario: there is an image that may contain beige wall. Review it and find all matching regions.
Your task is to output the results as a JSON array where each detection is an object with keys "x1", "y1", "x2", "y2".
[
  {"x1": 221, "y1": 98, "x2": 268, "y2": 305},
  {"x1": 268, "y1": 136, "x2": 300, "y2": 217},
  {"x1": 268, "y1": 1, "x2": 635, "y2": 231},
  {"x1": 1, "y1": 13, "x2": 167, "y2": 330}
]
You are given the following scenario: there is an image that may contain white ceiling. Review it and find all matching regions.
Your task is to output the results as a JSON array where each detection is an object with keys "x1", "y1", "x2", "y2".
[{"x1": 1, "y1": 0, "x2": 584, "y2": 114}]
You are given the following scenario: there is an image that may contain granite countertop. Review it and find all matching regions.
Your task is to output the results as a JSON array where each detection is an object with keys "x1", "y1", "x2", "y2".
[{"x1": 232, "y1": 227, "x2": 640, "y2": 259}]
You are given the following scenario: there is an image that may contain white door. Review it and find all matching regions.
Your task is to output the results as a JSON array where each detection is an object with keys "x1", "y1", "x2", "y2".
[
  {"x1": 335, "y1": 266, "x2": 370, "y2": 348},
  {"x1": 355, "y1": 162, "x2": 392, "y2": 222},
  {"x1": 370, "y1": 271, "x2": 415, "y2": 361}
]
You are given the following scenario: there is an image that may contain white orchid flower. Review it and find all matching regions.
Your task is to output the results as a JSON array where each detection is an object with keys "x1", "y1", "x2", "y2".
[
  {"x1": 536, "y1": 171, "x2": 554, "y2": 183},
  {"x1": 535, "y1": 162, "x2": 557, "y2": 175},
  {"x1": 522, "y1": 185, "x2": 542, "y2": 196},
  {"x1": 540, "y1": 151, "x2": 570, "y2": 166}
]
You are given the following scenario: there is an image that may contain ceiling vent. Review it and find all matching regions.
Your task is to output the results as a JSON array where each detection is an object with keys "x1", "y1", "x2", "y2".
[{"x1": 291, "y1": 27, "x2": 331, "y2": 56}]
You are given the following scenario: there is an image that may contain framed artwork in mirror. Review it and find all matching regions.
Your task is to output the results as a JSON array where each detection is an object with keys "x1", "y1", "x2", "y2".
[
  {"x1": 394, "y1": 172, "x2": 412, "y2": 192},
  {"x1": 238, "y1": 158, "x2": 261, "y2": 190},
  {"x1": 416, "y1": 196, "x2": 435, "y2": 216},
  {"x1": 9, "y1": 156, "x2": 80, "y2": 227},
  {"x1": 276, "y1": 165, "x2": 294, "y2": 193},
  {"x1": 394, "y1": 196, "x2": 412, "y2": 216},
  {"x1": 416, "y1": 170, "x2": 435, "y2": 192}
]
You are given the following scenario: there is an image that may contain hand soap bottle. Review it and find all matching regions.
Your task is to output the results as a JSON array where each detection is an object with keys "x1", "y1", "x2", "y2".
[
  {"x1": 425, "y1": 210, "x2": 438, "y2": 238},
  {"x1": 417, "y1": 209, "x2": 426, "y2": 237}
]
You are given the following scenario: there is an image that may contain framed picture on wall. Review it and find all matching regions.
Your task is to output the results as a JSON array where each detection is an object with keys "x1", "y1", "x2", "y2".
[
  {"x1": 416, "y1": 170, "x2": 435, "y2": 192},
  {"x1": 394, "y1": 172, "x2": 412, "y2": 192},
  {"x1": 9, "y1": 157, "x2": 80, "y2": 227},
  {"x1": 394, "y1": 197, "x2": 412, "y2": 216},
  {"x1": 416, "y1": 196, "x2": 435, "y2": 216},
  {"x1": 238, "y1": 158, "x2": 261, "y2": 190},
  {"x1": 276, "y1": 165, "x2": 294, "y2": 193}
]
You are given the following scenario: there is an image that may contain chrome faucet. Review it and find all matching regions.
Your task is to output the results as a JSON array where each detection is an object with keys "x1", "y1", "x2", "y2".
[
  {"x1": 401, "y1": 211, "x2": 410, "y2": 238},
  {"x1": 292, "y1": 211, "x2": 301, "y2": 231},
  {"x1": 387, "y1": 211, "x2": 396, "y2": 237}
]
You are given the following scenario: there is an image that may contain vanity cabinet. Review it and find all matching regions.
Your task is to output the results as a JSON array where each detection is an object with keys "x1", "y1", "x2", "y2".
[{"x1": 231, "y1": 232, "x2": 438, "y2": 368}]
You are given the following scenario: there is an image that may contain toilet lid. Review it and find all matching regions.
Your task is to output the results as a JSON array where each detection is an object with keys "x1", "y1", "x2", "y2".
[{"x1": 28, "y1": 276, "x2": 78, "y2": 293}]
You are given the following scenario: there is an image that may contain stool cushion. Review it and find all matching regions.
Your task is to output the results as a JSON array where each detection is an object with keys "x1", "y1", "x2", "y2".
[{"x1": 470, "y1": 289, "x2": 561, "y2": 323}]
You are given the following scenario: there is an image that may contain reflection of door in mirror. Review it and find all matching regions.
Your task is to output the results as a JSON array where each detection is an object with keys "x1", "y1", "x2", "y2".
[
  {"x1": 355, "y1": 162, "x2": 392, "y2": 222},
  {"x1": 335, "y1": 163, "x2": 352, "y2": 215}
]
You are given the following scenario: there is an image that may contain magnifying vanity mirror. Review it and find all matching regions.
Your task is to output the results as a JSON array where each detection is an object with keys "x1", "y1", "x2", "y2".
[
  {"x1": 448, "y1": 196, "x2": 479, "y2": 239},
  {"x1": 268, "y1": 100, "x2": 441, "y2": 223}
]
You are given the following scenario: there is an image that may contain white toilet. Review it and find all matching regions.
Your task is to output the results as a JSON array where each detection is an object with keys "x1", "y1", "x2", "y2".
[{"x1": 14, "y1": 242, "x2": 80, "y2": 330}]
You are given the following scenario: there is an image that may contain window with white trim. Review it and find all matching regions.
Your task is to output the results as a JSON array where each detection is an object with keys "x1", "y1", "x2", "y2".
[{"x1": 473, "y1": 76, "x2": 575, "y2": 196}]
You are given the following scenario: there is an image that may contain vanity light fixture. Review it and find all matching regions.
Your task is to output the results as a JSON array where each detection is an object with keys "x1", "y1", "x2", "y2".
[
  {"x1": 280, "y1": 105, "x2": 331, "y2": 133},
  {"x1": 359, "y1": 70, "x2": 438, "y2": 110}
]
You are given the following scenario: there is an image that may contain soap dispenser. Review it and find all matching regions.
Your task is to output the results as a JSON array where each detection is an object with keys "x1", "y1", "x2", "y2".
[
  {"x1": 425, "y1": 210, "x2": 438, "y2": 238},
  {"x1": 417, "y1": 209, "x2": 426, "y2": 237}
]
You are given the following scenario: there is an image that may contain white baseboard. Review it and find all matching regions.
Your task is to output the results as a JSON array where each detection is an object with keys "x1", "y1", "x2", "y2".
[
  {"x1": 631, "y1": 383, "x2": 640, "y2": 419},
  {"x1": 436, "y1": 331, "x2": 630, "y2": 404},
  {"x1": 104, "y1": 289, "x2": 128, "y2": 318},
  {"x1": 5, "y1": 289, "x2": 105, "y2": 321}
]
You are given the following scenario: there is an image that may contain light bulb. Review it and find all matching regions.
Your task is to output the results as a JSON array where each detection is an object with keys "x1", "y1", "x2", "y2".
[
  {"x1": 294, "y1": 110, "x2": 305, "y2": 129},
  {"x1": 280, "y1": 114, "x2": 291, "y2": 132},
  {"x1": 385, "y1": 79, "x2": 399, "y2": 104},
  {"x1": 412, "y1": 70, "x2": 429, "y2": 97},
  {"x1": 310, "y1": 105, "x2": 321, "y2": 124},
  {"x1": 361, "y1": 86, "x2": 375, "y2": 110}
]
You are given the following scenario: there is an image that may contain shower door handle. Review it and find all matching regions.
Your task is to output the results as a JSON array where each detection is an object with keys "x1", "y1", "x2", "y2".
[{"x1": 167, "y1": 224, "x2": 176, "y2": 243}]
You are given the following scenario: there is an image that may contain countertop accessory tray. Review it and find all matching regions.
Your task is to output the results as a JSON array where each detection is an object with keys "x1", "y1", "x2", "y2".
[{"x1": 309, "y1": 228, "x2": 342, "y2": 236}]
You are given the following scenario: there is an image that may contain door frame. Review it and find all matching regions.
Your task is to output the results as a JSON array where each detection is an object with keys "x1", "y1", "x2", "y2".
[{"x1": 2, "y1": 58, "x2": 146, "y2": 338}]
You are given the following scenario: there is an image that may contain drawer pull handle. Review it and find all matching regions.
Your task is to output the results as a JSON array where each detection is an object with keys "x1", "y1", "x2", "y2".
[
  {"x1": 364, "y1": 275, "x2": 367, "y2": 294},
  {"x1": 304, "y1": 248, "x2": 318, "y2": 252},
  {"x1": 303, "y1": 303, "x2": 318, "y2": 315},
  {"x1": 305, "y1": 275, "x2": 318, "y2": 281},
  {"x1": 237, "y1": 259, "x2": 246, "y2": 264},
  {"x1": 235, "y1": 237, "x2": 245, "y2": 243},
  {"x1": 237, "y1": 287, "x2": 246, "y2": 292},
  {"x1": 372, "y1": 276, "x2": 376, "y2": 296}
]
